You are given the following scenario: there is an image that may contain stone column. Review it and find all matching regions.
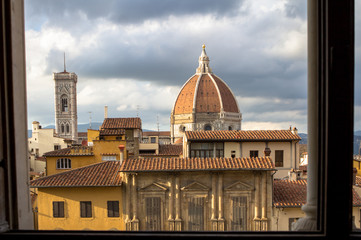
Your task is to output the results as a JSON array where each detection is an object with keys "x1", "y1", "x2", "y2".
[
  {"x1": 211, "y1": 173, "x2": 218, "y2": 230},
  {"x1": 292, "y1": 0, "x2": 318, "y2": 231},
  {"x1": 261, "y1": 172, "x2": 268, "y2": 231},
  {"x1": 125, "y1": 173, "x2": 131, "y2": 230},
  {"x1": 168, "y1": 175, "x2": 175, "y2": 230},
  {"x1": 254, "y1": 173, "x2": 261, "y2": 230},
  {"x1": 131, "y1": 174, "x2": 139, "y2": 231},
  {"x1": 217, "y1": 173, "x2": 225, "y2": 231},
  {"x1": 175, "y1": 174, "x2": 182, "y2": 230}
]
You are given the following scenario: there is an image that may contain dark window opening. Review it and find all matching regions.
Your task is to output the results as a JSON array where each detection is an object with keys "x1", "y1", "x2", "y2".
[
  {"x1": 53, "y1": 201, "x2": 65, "y2": 218},
  {"x1": 80, "y1": 201, "x2": 92, "y2": 218},
  {"x1": 250, "y1": 150, "x2": 258, "y2": 158},
  {"x1": 107, "y1": 201, "x2": 119, "y2": 218},
  {"x1": 275, "y1": 150, "x2": 284, "y2": 167}
]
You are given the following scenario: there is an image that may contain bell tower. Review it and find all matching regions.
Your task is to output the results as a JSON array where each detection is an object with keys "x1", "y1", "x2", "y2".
[{"x1": 54, "y1": 55, "x2": 78, "y2": 142}]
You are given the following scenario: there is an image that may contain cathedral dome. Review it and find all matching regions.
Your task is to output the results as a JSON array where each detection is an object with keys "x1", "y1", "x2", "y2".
[{"x1": 172, "y1": 45, "x2": 240, "y2": 115}]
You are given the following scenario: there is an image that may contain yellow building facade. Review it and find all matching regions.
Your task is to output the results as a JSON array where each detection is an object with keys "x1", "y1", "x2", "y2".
[
  {"x1": 353, "y1": 155, "x2": 361, "y2": 176},
  {"x1": 44, "y1": 128, "x2": 127, "y2": 176},
  {"x1": 31, "y1": 161, "x2": 124, "y2": 231}
]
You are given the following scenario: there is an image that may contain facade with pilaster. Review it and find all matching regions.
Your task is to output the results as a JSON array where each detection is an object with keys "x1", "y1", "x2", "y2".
[{"x1": 120, "y1": 157, "x2": 274, "y2": 231}]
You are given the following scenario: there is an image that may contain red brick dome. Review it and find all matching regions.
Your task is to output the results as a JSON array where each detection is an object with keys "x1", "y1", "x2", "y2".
[{"x1": 172, "y1": 46, "x2": 240, "y2": 115}]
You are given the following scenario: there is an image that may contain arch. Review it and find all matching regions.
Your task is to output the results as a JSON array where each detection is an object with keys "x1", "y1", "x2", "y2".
[
  {"x1": 179, "y1": 125, "x2": 186, "y2": 132},
  {"x1": 61, "y1": 94, "x2": 68, "y2": 112},
  {"x1": 204, "y1": 124, "x2": 212, "y2": 131}
]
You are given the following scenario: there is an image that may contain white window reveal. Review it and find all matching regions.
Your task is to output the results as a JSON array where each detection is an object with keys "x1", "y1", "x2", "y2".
[
  {"x1": 56, "y1": 158, "x2": 71, "y2": 169},
  {"x1": 102, "y1": 155, "x2": 117, "y2": 161}
]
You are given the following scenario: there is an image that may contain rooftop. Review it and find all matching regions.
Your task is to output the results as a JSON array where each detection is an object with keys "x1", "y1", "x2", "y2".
[
  {"x1": 120, "y1": 157, "x2": 275, "y2": 172},
  {"x1": 273, "y1": 179, "x2": 361, "y2": 207},
  {"x1": 43, "y1": 146, "x2": 93, "y2": 157},
  {"x1": 185, "y1": 130, "x2": 301, "y2": 141},
  {"x1": 30, "y1": 161, "x2": 122, "y2": 188},
  {"x1": 101, "y1": 117, "x2": 142, "y2": 130}
]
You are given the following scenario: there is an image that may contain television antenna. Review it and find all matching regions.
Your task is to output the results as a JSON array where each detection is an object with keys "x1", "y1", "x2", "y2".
[{"x1": 88, "y1": 111, "x2": 92, "y2": 129}]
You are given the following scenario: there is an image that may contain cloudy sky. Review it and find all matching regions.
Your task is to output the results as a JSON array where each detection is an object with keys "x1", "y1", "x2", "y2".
[{"x1": 24, "y1": 0, "x2": 361, "y2": 133}]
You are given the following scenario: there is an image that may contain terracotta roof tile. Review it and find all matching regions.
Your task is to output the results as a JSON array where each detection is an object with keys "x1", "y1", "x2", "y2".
[
  {"x1": 30, "y1": 161, "x2": 122, "y2": 188},
  {"x1": 120, "y1": 157, "x2": 275, "y2": 172},
  {"x1": 158, "y1": 145, "x2": 183, "y2": 156},
  {"x1": 353, "y1": 188, "x2": 361, "y2": 206},
  {"x1": 101, "y1": 117, "x2": 142, "y2": 129},
  {"x1": 99, "y1": 128, "x2": 125, "y2": 136},
  {"x1": 173, "y1": 73, "x2": 240, "y2": 115},
  {"x1": 356, "y1": 176, "x2": 361, "y2": 186},
  {"x1": 142, "y1": 131, "x2": 171, "y2": 137},
  {"x1": 185, "y1": 130, "x2": 301, "y2": 141},
  {"x1": 273, "y1": 179, "x2": 307, "y2": 207},
  {"x1": 43, "y1": 146, "x2": 93, "y2": 157},
  {"x1": 274, "y1": 179, "x2": 361, "y2": 207},
  {"x1": 212, "y1": 75, "x2": 239, "y2": 113}
]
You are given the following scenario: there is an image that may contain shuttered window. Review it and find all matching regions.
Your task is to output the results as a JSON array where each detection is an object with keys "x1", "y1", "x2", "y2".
[
  {"x1": 80, "y1": 201, "x2": 92, "y2": 218},
  {"x1": 231, "y1": 196, "x2": 247, "y2": 231},
  {"x1": 275, "y1": 150, "x2": 284, "y2": 167},
  {"x1": 188, "y1": 197, "x2": 204, "y2": 231},
  {"x1": 107, "y1": 201, "x2": 119, "y2": 217},
  {"x1": 145, "y1": 197, "x2": 161, "y2": 231},
  {"x1": 53, "y1": 201, "x2": 64, "y2": 218}
]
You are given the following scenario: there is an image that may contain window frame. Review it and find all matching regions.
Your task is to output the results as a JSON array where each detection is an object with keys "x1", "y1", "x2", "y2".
[
  {"x1": 274, "y1": 150, "x2": 284, "y2": 167},
  {"x1": 80, "y1": 201, "x2": 92, "y2": 218},
  {"x1": 250, "y1": 150, "x2": 259, "y2": 158},
  {"x1": 52, "y1": 201, "x2": 65, "y2": 218},
  {"x1": 0, "y1": 0, "x2": 358, "y2": 239},
  {"x1": 107, "y1": 201, "x2": 120, "y2": 218},
  {"x1": 56, "y1": 158, "x2": 72, "y2": 169}
]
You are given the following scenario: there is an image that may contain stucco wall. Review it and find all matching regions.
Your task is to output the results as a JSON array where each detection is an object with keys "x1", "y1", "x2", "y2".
[
  {"x1": 36, "y1": 187, "x2": 124, "y2": 231},
  {"x1": 271, "y1": 207, "x2": 306, "y2": 231}
]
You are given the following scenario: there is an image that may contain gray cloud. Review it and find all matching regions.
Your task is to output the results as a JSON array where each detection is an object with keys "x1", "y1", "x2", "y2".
[
  {"x1": 284, "y1": 0, "x2": 307, "y2": 20},
  {"x1": 25, "y1": 0, "x2": 244, "y2": 28},
  {"x1": 25, "y1": 0, "x2": 317, "y2": 133}
]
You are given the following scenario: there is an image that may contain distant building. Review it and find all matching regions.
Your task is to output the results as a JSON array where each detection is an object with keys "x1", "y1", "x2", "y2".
[
  {"x1": 28, "y1": 121, "x2": 68, "y2": 175},
  {"x1": 43, "y1": 117, "x2": 142, "y2": 176},
  {"x1": 170, "y1": 45, "x2": 242, "y2": 143},
  {"x1": 142, "y1": 131, "x2": 171, "y2": 145},
  {"x1": 54, "y1": 68, "x2": 78, "y2": 143},
  {"x1": 182, "y1": 128, "x2": 301, "y2": 179},
  {"x1": 99, "y1": 117, "x2": 142, "y2": 159}
]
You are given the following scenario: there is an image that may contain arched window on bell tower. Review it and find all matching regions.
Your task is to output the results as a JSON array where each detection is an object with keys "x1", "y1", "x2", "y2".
[
  {"x1": 66, "y1": 124, "x2": 70, "y2": 134},
  {"x1": 61, "y1": 94, "x2": 68, "y2": 112},
  {"x1": 61, "y1": 124, "x2": 65, "y2": 133}
]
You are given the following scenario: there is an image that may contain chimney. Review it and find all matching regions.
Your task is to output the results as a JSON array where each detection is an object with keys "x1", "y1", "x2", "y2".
[
  {"x1": 104, "y1": 105, "x2": 108, "y2": 119},
  {"x1": 292, "y1": 127, "x2": 298, "y2": 135},
  {"x1": 264, "y1": 147, "x2": 271, "y2": 157},
  {"x1": 118, "y1": 145, "x2": 125, "y2": 164},
  {"x1": 288, "y1": 168, "x2": 301, "y2": 181}
]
